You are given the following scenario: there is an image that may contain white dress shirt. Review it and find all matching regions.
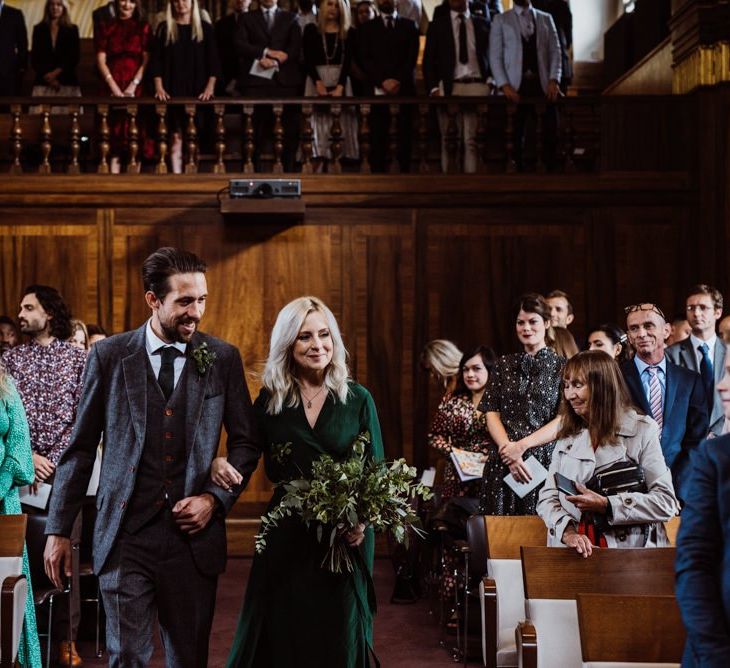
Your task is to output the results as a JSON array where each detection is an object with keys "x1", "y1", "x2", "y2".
[
  {"x1": 450, "y1": 9, "x2": 481, "y2": 81},
  {"x1": 690, "y1": 333, "x2": 717, "y2": 371},
  {"x1": 145, "y1": 319, "x2": 188, "y2": 390}
]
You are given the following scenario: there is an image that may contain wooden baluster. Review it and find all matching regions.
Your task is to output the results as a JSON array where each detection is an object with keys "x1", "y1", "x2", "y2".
[
  {"x1": 592, "y1": 102, "x2": 601, "y2": 172},
  {"x1": 126, "y1": 104, "x2": 140, "y2": 174},
  {"x1": 387, "y1": 103, "x2": 400, "y2": 174},
  {"x1": 38, "y1": 107, "x2": 52, "y2": 174},
  {"x1": 562, "y1": 105, "x2": 576, "y2": 173},
  {"x1": 300, "y1": 103, "x2": 314, "y2": 174},
  {"x1": 358, "y1": 103, "x2": 371, "y2": 174},
  {"x1": 418, "y1": 103, "x2": 429, "y2": 174},
  {"x1": 272, "y1": 103, "x2": 284, "y2": 173},
  {"x1": 213, "y1": 103, "x2": 226, "y2": 174},
  {"x1": 535, "y1": 101, "x2": 546, "y2": 173},
  {"x1": 243, "y1": 104, "x2": 255, "y2": 173},
  {"x1": 155, "y1": 103, "x2": 168, "y2": 174},
  {"x1": 9, "y1": 105, "x2": 23, "y2": 175},
  {"x1": 328, "y1": 103, "x2": 343, "y2": 174},
  {"x1": 504, "y1": 102, "x2": 517, "y2": 174},
  {"x1": 98, "y1": 104, "x2": 110, "y2": 174},
  {"x1": 445, "y1": 103, "x2": 459, "y2": 174},
  {"x1": 68, "y1": 105, "x2": 81, "y2": 174},
  {"x1": 184, "y1": 104, "x2": 198, "y2": 174},
  {"x1": 475, "y1": 103, "x2": 488, "y2": 174}
]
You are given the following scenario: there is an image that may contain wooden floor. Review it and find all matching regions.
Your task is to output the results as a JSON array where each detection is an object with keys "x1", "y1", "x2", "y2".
[{"x1": 74, "y1": 558, "x2": 461, "y2": 667}]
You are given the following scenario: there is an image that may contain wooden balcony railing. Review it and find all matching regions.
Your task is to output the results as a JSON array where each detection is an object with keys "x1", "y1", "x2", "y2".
[{"x1": 0, "y1": 95, "x2": 614, "y2": 176}]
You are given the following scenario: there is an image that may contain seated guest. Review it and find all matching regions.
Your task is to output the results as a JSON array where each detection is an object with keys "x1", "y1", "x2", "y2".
[
  {"x1": 489, "y1": 0, "x2": 562, "y2": 171},
  {"x1": 0, "y1": 316, "x2": 20, "y2": 352},
  {"x1": 348, "y1": 0, "x2": 377, "y2": 96},
  {"x1": 151, "y1": 0, "x2": 221, "y2": 173},
  {"x1": 537, "y1": 351, "x2": 679, "y2": 557},
  {"x1": 68, "y1": 318, "x2": 89, "y2": 352},
  {"x1": 215, "y1": 0, "x2": 252, "y2": 95},
  {"x1": 235, "y1": 0, "x2": 303, "y2": 172},
  {"x1": 423, "y1": 0, "x2": 491, "y2": 174},
  {"x1": 421, "y1": 339, "x2": 463, "y2": 395},
  {"x1": 86, "y1": 323, "x2": 108, "y2": 346},
  {"x1": 0, "y1": 1, "x2": 28, "y2": 97},
  {"x1": 550, "y1": 325, "x2": 578, "y2": 359},
  {"x1": 31, "y1": 0, "x2": 81, "y2": 105},
  {"x1": 586, "y1": 323, "x2": 629, "y2": 363},
  {"x1": 302, "y1": 0, "x2": 358, "y2": 167},
  {"x1": 358, "y1": 0, "x2": 419, "y2": 172}
]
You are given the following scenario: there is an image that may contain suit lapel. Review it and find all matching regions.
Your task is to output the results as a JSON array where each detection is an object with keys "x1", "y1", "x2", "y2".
[
  {"x1": 184, "y1": 332, "x2": 212, "y2": 458},
  {"x1": 122, "y1": 325, "x2": 149, "y2": 450},
  {"x1": 714, "y1": 337, "x2": 726, "y2": 385},
  {"x1": 679, "y1": 338, "x2": 697, "y2": 372},
  {"x1": 623, "y1": 360, "x2": 651, "y2": 416},
  {"x1": 663, "y1": 359, "x2": 679, "y2": 424},
  {"x1": 255, "y1": 9, "x2": 269, "y2": 35}
]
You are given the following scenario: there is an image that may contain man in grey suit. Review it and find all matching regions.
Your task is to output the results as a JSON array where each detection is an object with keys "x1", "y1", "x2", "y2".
[
  {"x1": 667, "y1": 284, "x2": 727, "y2": 438},
  {"x1": 489, "y1": 0, "x2": 562, "y2": 170},
  {"x1": 44, "y1": 248, "x2": 261, "y2": 667}
]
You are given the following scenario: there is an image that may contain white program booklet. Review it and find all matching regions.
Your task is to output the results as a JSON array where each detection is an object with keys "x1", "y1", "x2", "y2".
[
  {"x1": 250, "y1": 60, "x2": 277, "y2": 80},
  {"x1": 502, "y1": 456, "x2": 549, "y2": 499},
  {"x1": 19, "y1": 482, "x2": 52, "y2": 510}
]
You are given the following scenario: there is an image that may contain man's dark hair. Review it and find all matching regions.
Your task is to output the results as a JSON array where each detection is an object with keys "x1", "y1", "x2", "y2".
[
  {"x1": 546, "y1": 289, "x2": 574, "y2": 315},
  {"x1": 86, "y1": 323, "x2": 108, "y2": 337},
  {"x1": 22, "y1": 285, "x2": 73, "y2": 340},
  {"x1": 0, "y1": 315, "x2": 18, "y2": 330},
  {"x1": 142, "y1": 247, "x2": 207, "y2": 300},
  {"x1": 687, "y1": 283, "x2": 723, "y2": 311}
]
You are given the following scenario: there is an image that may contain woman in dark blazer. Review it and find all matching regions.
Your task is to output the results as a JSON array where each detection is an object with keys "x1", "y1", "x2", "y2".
[{"x1": 31, "y1": 0, "x2": 81, "y2": 95}]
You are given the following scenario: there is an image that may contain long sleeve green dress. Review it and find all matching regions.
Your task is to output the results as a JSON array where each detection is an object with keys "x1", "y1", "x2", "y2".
[
  {"x1": 227, "y1": 383, "x2": 384, "y2": 668},
  {"x1": 0, "y1": 380, "x2": 42, "y2": 668}
]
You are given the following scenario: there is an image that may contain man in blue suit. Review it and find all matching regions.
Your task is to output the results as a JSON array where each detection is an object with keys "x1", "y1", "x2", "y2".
[
  {"x1": 621, "y1": 303, "x2": 708, "y2": 503},
  {"x1": 676, "y1": 344, "x2": 730, "y2": 666}
]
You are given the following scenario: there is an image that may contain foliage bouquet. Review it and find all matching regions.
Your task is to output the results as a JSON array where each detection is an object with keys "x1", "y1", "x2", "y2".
[{"x1": 255, "y1": 431, "x2": 432, "y2": 573}]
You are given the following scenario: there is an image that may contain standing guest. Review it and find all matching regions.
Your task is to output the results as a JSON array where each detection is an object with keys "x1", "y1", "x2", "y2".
[
  {"x1": 667, "y1": 284, "x2": 726, "y2": 439},
  {"x1": 586, "y1": 323, "x2": 629, "y2": 363},
  {"x1": 478, "y1": 293, "x2": 565, "y2": 515},
  {"x1": 532, "y1": 0, "x2": 571, "y2": 89},
  {"x1": 622, "y1": 303, "x2": 708, "y2": 503},
  {"x1": 296, "y1": 0, "x2": 319, "y2": 30},
  {"x1": 550, "y1": 325, "x2": 578, "y2": 359},
  {"x1": 545, "y1": 289, "x2": 573, "y2": 328},
  {"x1": 719, "y1": 315, "x2": 730, "y2": 344},
  {"x1": 433, "y1": 0, "x2": 503, "y2": 20},
  {"x1": 348, "y1": 0, "x2": 377, "y2": 96},
  {"x1": 358, "y1": 0, "x2": 419, "y2": 173},
  {"x1": 215, "y1": 0, "x2": 252, "y2": 95},
  {"x1": 151, "y1": 0, "x2": 222, "y2": 174},
  {"x1": 666, "y1": 314, "x2": 692, "y2": 346},
  {"x1": 92, "y1": 0, "x2": 116, "y2": 37},
  {"x1": 44, "y1": 248, "x2": 261, "y2": 668},
  {"x1": 396, "y1": 0, "x2": 424, "y2": 32},
  {"x1": 217, "y1": 296, "x2": 384, "y2": 667},
  {"x1": 489, "y1": 0, "x2": 561, "y2": 171},
  {"x1": 0, "y1": 365, "x2": 42, "y2": 668},
  {"x1": 68, "y1": 319, "x2": 89, "y2": 352},
  {"x1": 31, "y1": 0, "x2": 81, "y2": 107},
  {"x1": 423, "y1": 0, "x2": 491, "y2": 174},
  {"x1": 2, "y1": 285, "x2": 86, "y2": 668},
  {"x1": 0, "y1": 316, "x2": 20, "y2": 352},
  {"x1": 95, "y1": 0, "x2": 152, "y2": 173},
  {"x1": 235, "y1": 0, "x2": 303, "y2": 172},
  {"x1": 86, "y1": 324, "x2": 108, "y2": 346},
  {"x1": 0, "y1": 0, "x2": 28, "y2": 97},
  {"x1": 302, "y1": 0, "x2": 358, "y2": 168},
  {"x1": 537, "y1": 351, "x2": 678, "y2": 556},
  {"x1": 421, "y1": 339, "x2": 463, "y2": 395},
  {"x1": 676, "y1": 346, "x2": 730, "y2": 666}
]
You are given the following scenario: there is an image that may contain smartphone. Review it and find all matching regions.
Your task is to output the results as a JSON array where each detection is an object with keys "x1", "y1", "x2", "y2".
[{"x1": 555, "y1": 472, "x2": 578, "y2": 496}]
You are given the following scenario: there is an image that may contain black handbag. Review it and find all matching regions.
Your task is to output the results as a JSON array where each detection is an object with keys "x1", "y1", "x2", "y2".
[{"x1": 586, "y1": 459, "x2": 647, "y2": 497}]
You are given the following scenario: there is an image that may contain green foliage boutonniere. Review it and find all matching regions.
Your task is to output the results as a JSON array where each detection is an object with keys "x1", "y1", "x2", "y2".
[{"x1": 192, "y1": 342, "x2": 217, "y2": 376}]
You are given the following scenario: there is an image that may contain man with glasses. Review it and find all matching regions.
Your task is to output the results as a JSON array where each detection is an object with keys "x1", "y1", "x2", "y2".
[
  {"x1": 622, "y1": 303, "x2": 708, "y2": 503},
  {"x1": 667, "y1": 285, "x2": 726, "y2": 439}
]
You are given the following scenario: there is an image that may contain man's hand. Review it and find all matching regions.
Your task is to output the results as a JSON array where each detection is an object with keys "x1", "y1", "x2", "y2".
[
  {"x1": 44, "y1": 535, "x2": 72, "y2": 589},
  {"x1": 259, "y1": 57, "x2": 278, "y2": 70},
  {"x1": 501, "y1": 83, "x2": 520, "y2": 103},
  {"x1": 172, "y1": 494, "x2": 216, "y2": 534},
  {"x1": 565, "y1": 483, "x2": 609, "y2": 514},
  {"x1": 545, "y1": 79, "x2": 561, "y2": 102},
  {"x1": 382, "y1": 78, "x2": 401, "y2": 95},
  {"x1": 33, "y1": 453, "x2": 55, "y2": 482},
  {"x1": 267, "y1": 49, "x2": 288, "y2": 63}
]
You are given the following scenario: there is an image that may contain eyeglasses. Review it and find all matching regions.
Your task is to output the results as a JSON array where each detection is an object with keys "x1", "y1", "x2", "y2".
[
  {"x1": 686, "y1": 304, "x2": 714, "y2": 313},
  {"x1": 624, "y1": 303, "x2": 665, "y2": 320}
]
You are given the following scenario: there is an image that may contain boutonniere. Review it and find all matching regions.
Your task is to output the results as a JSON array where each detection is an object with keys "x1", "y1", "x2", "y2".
[{"x1": 192, "y1": 342, "x2": 217, "y2": 376}]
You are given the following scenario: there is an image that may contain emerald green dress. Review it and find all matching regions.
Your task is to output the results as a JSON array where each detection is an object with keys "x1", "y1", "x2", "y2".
[
  {"x1": 0, "y1": 380, "x2": 42, "y2": 668},
  {"x1": 227, "y1": 383, "x2": 384, "y2": 668}
]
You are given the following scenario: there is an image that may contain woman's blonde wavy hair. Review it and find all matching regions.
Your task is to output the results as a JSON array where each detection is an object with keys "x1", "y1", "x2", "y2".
[
  {"x1": 164, "y1": 0, "x2": 205, "y2": 45},
  {"x1": 263, "y1": 296, "x2": 350, "y2": 415}
]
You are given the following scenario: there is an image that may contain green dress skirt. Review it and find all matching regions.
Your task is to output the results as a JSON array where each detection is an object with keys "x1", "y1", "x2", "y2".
[
  {"x1": 0, "y1": 381, "x2": 42, "y2": 668},
  {"x1": 227, "y1": 383, "x2": 384, "y2": 668}
]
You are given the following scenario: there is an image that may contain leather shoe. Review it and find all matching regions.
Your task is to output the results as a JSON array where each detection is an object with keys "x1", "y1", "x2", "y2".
[{"x1": 57, "y1": 640, "x2": 83, "y2": 667}]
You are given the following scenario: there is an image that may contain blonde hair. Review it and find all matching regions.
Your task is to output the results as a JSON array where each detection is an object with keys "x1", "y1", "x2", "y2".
[
  {"x1": 421, "y1": 339, "x2": 462, "y2": 387},
  {"x1": 44, "y1": 0, "x2": 72, "y2": 27},
  {"x1": 69, "y1": 319, "x2": 89, "y2": 351},
  {"x1": 551, "y1": 326, "x2": 578, "y2": 359},
  {"x1": 317, "y1": 0, "x2": 351, "y2": 39},
  {"x1": 263, "y1": 296, "x2": 350, "y2": 415},
  {"x1": 165, "y1": 0, "x2": 205, "y2": 45}
]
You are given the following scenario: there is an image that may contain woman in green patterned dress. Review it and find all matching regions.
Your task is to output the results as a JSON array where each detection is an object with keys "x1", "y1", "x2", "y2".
[
  {"x1": 0, "y1": 361, "x2": 42, "y2": 668},
  {"x1": 215, "y1": 296, "x2": 384, "y2": 667}
]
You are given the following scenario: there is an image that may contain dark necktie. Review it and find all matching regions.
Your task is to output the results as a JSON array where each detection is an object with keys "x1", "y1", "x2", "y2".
[
  {"x1": 386, "y1": 16, "x2": 393, "y2": 29},
  {"x1": 699, "y1": 342, "x2": 714, "y2": 410},
  {"x1": 157, "y1": 347, "x2": 179, "y2": 401},
  {"x1": 458, "y1": 14, "x2": 468, "y2": 65}
]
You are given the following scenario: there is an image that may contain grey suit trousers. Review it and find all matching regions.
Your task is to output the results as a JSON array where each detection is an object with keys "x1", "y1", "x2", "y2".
[{"x1": 98, "y1": 509, "x2": 218, "y2": 668}]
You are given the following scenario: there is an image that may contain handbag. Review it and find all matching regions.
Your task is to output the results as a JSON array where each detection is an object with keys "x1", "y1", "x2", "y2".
[{"x1": 586, "y1": 459, "x2": 647, "y2": 497}]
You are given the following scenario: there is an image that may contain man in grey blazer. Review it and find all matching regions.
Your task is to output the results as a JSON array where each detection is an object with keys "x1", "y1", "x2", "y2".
[
  {"x1": 667, "y1": 284, "x2": 727, "y2": 438},
  {"x1": 488, "y1": 0, "x2": 561, "y2": 170},
  {"x1": 44, "y1": 248, "x2": 261, "y2": 668}
]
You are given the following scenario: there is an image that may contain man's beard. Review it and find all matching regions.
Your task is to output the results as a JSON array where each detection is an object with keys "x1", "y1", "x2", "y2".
[{"x1": 160, "y1": 317, "x2": 197, "y2": 343}]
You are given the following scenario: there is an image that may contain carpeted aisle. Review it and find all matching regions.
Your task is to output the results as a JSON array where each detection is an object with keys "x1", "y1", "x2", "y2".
[{"x1": 75, "y1": 558, "x2": 459, "y2": 667}]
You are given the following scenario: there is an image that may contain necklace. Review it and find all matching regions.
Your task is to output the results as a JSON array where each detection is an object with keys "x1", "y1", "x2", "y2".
[
  {"x1": 322, "y1": 31, "x2": 340, "y2": 65},
  {"x1": 301, "y1": 385, "x2": 326, "y2": 408}
]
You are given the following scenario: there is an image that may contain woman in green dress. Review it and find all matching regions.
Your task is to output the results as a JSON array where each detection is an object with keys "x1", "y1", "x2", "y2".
[
  {"x1": 0, "y1": 362, "x2": 42, "y2": 668},
  {"x1": 214, "y1": 296, "x2": 384, "y2": 668}
]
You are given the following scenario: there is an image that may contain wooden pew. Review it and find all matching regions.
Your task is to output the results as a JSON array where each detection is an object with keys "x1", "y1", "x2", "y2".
[
  {"x1": 576, "y1": 593, "x2": 685, "y2": 666},
  {"x1": 0, "y1": 515, "x2": 28, "y2": 668},
  {"x1": 516, "y1": 547, "x2": 676, "y2": 668},
  {"x1": 664, "y1": 516, "x2": 681, "y2": 546}
]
